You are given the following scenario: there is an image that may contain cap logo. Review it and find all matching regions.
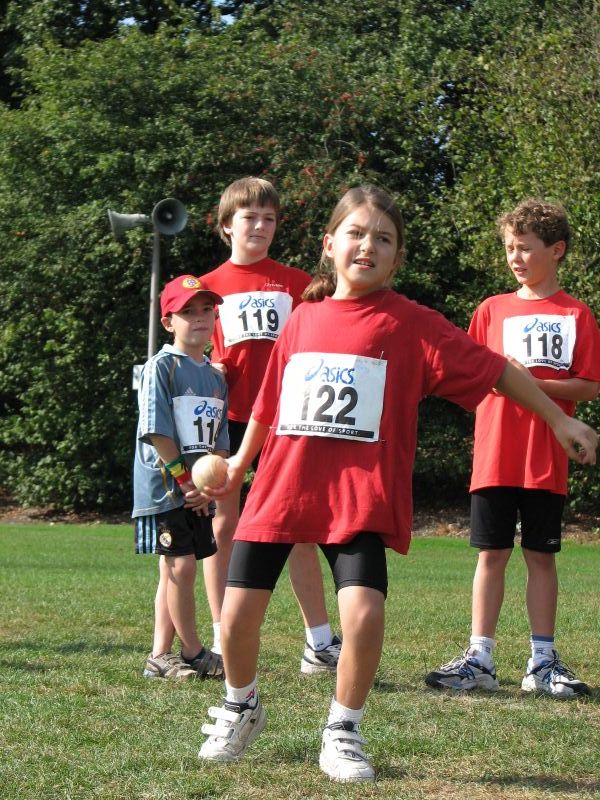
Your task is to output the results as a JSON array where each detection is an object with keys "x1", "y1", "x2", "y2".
[{"x1": 182, "y1": 277, "x2": 202, "y2": 290}]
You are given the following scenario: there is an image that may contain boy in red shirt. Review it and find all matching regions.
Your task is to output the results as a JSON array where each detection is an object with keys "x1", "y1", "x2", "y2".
[
  {"x1": 201, "y1": 177, "x2": 339, "y2": 672},
  {"x1": 426, "y1": 199, "x2": 600, "y2": 697}
]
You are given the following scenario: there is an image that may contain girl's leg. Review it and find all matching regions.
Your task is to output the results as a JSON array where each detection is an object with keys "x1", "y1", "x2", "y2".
[
  {"x1": 220, "y1": 586, "x2": 272, "y2": 688},
  {"x1": 318, "y1": 533, "x2": 386, "y2": 783},
  {"x1": 335, "y1": 585, "x2": 385, "y2": 709},
  {"x1": 200, "y1": 541, "x2": 291, "y2": 763}
]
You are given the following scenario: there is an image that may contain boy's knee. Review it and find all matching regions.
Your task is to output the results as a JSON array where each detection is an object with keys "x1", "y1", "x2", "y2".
[{"x1": 478, "y1": 548, "x2": 512, "y2": 568}]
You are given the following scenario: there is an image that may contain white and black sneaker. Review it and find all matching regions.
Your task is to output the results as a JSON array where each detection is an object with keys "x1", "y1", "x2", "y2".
[
  {"x1": 425, "y1": 649, "x2": 500, "y2": 691},
  {"x1": 319, "y1": 721, "x2": 375, "y2": 783},
  {"x1": 199, "y1": 698, "x2": 267, "y2": 762},
  {"x1": 521, "y1": 651, "x2": 590, "y2": 698},
  {"x1": 301, "y1": 635, "x2": 342, "y2": 675}
]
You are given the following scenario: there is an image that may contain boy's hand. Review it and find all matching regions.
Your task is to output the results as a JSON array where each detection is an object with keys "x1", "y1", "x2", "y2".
[
  {"x1": 211, "y1": 362, "x2": 227, "y2": 376},
  {"x1": 181, "y1": 482, "x2": 212, "y2": 515},
  {"x1": 553, "y1": 417, "x2": 598, "y2": 465},
  {"x1": 201, "y1": 454, "x2": 246, "y2": 498}
]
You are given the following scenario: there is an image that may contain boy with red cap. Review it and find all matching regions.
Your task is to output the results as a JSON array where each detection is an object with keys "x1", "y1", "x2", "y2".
[{"x1": 132, "y1": 275, "x2": 229, "y2": 680}]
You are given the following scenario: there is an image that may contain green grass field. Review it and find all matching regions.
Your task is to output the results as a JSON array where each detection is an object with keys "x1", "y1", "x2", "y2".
[{"x1": 0, "y1": 523, "x2": 598, "y2": 800}]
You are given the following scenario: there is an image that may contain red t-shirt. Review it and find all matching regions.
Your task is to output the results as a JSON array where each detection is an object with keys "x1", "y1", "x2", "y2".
[
  {"x1": 201, "y1": 257, "x2": 311, "y2": 422},
  {"x1": 236, "y1": 289, "x2": 506, "y2": 554},
  {"x1": 469, "y1": 290, "x2": 600, "y2": 495}
]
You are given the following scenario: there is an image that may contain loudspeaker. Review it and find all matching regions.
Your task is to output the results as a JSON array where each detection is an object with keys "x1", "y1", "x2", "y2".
[
  {"x1": 151, "y1": 198, "x2": 188, "y2": 236},
  {"x1": 108, "y1": 210, "x2": 149, "y2": 239}
]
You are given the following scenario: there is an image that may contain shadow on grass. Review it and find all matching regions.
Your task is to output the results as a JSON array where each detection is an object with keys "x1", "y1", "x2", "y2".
[
  {"x1": 0, "y1": 639, "x2": 143, "y2": 672},
  {"x1": 482, "y1": 775, "x2": 600, "y2": 793}
]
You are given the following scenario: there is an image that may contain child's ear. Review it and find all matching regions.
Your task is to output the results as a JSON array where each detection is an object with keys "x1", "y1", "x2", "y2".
[
  {"x1": 553, "y1": 240, "x2": 566, "y2": 261},
  {"x1": 161, "y1": 315, "x2": 174, "y2": 333},
  {"x1": 323, "y1": 233, "x2": 334, "y2": 259}
]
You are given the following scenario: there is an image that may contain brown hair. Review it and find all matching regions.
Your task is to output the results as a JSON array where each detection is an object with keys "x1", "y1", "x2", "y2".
[
  {"x1": 217, "y1": 177, "x2": 281, "y2": 245},
  {"x1": 497, "y1": 198, "x2": 571, "y2": 262},
  {"x1": 303, "y1": 185, "x2": 406, "y2": 302}
]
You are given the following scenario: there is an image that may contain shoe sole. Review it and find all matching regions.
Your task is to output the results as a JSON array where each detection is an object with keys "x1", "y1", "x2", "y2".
[
  {"x1": 300, "y1": 660, "x2": 337, "y2": 675},
  {"x1": 199, "y1": 705, "x2": 267, "y2": 762},
  {"x1": 142, "y1": 669, "x2": 196, "y2": 680},
  {"x1": 319, "y1": 753, "x2": 375, "y2": 782},
  {"x1": 521, "y1": 676, "x2": 589, "y2": 697},
  {"x1": 425, "y1": 674, "x2": 499, "y2": 691}
]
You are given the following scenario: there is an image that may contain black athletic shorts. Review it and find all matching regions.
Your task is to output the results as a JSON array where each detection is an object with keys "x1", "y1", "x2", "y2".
[
  {"x1": 134, "y1": 506, "x2": 217, "y2": 559},
  {"x1": 226, "y1": 531, "x2": 388, "y2": 597},
  {"x1": 470, "y1": 487, "x2": 565, "y2": 553},
  {"x1": 228, "y1": 419, "x2": 260, "y2": 472}
]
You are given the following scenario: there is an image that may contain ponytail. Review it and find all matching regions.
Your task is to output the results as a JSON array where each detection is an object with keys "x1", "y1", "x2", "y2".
[{"x1": 302, "y1": 271, "x2": 336, "y2": 302}]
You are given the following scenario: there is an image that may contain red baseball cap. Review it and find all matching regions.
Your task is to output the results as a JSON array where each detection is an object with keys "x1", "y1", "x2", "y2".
[{"x1": 160, "y1": 275, "x2": 224, "y2": 316}]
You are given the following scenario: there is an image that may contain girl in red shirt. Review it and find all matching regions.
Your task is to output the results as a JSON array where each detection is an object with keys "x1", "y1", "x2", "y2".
[{"x1": 197, "y1": 186, "x2": 598, "y2": 782}]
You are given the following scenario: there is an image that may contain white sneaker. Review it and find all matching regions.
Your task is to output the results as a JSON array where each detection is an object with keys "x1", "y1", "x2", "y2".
[
  {"x1": 425, "y1": 649, "x2": 499, "y2": 691},
  {"x1": 521, "y1": 651, "x2": 590, "y2": 698},
  {"x1": 301, "y1": 635, "x2": 342, "y2": 675},
  {"x1": 319, "y1": 721, "x2": 375, "y2": 783},
  {"x1": 199, "y1": 699, "x2": 266, "y2": 762}
]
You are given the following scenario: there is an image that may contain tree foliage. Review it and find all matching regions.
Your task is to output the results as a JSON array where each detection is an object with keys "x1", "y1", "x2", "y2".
[{"x1": 0, "y1": 0, "x2": 598, "y2": 511}]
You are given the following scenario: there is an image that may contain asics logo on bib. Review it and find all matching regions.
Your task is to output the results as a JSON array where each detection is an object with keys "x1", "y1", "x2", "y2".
[
  {"x1": 304, "y1": 358, "x2": 355, "y2": 385},
  {"x1": 239, "y1": 295, "x2": 276, "y2": 310},
  {"x1": 194, "y1": 400, "x2": 223, "y2": 420},
  {"x1": 523, "y1": 318, "x2": 562, "y2": 334}
]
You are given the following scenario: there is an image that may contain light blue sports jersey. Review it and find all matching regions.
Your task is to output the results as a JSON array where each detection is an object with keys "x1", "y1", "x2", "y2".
[{"x1": 132, "y1": 344, "x2": 229, "y2": 518}]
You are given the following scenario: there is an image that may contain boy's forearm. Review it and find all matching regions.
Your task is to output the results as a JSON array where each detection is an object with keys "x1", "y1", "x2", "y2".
[
  {"x1": 535, "y1": 377, "x2": 599, "y2": 402},
  {"x1": 148, "y1": 434, "x2": 181, "y2": 465}
]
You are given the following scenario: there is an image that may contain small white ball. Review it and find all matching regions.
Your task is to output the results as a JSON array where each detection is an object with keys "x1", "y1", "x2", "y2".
[{"x1": 191, "y1": 454, "x2": 228, "y2": 490}]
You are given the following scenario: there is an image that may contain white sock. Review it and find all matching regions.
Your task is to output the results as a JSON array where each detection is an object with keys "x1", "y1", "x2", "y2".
[
  {"x1": 306, "y1": 623, "x2": 332, "y2": 651},
  {"x1": 225, "y1": 678, "x2": 257, "y2": 707},
  {"x1": 211, "y1": 622, "x2": 222, "y2": 655},
  {"x1": 327, "y1": 697, "x2": 364, "y2": 727},
  {"x1": 469, "y1": 635, "x2": 496, "y2": 668},
  {"x1": 530, "y1": 635, "x2": 555, "y2": 667}
]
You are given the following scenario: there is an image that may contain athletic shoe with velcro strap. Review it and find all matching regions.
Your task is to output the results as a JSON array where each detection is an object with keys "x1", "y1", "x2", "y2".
[
  {"x1": 425, "y1": 649, "x2": 500, "y2": 691},
  {"x1": 199, "y1": 698, "x2": 267, "y2": 762},
  {"x1": 521, "y1": 650, "x2": 590, "y2": 698},
  {"x1": 319, "y1": 721, "x2": 375, "y2": 783},
  {"x1": 301, "y1": 635, "x2": 342, "y2": 675}
]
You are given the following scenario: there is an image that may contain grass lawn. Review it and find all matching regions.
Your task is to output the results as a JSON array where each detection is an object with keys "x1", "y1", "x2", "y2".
[{"x1": 0, "y1": 523, "x2": 598, "y2": 799}]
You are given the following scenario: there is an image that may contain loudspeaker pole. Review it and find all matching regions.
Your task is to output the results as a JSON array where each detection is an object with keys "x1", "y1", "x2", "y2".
[
  {"x1": 148, "y1": 229, "x2": 161, "y2": 360},
  {"x1": 107, "y1": 198, "x2": 187, "y2": 380}
]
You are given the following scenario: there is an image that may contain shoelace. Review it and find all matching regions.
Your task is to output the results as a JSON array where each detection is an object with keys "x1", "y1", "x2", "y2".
[{"x1": 538, "y1": 653, "x2": 577, "y2": 681}]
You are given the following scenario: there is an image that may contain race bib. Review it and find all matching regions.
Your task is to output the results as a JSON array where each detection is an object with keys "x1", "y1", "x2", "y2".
[
  {"x1": 277, "y1": 352, "x2": 387, "y2": 442},
  {"x1": 173, "y1": 395, "x2": 225, "y2": 454},
  {"x1": 219, "y1": 291, "x2": 293, "y2": 346},
  {"x1": 503, "y1": 314, "x2": 576, "y2": 371}
]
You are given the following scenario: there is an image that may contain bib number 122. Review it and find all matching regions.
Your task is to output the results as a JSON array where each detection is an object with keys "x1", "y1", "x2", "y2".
[{"x1": 301, "y1": 384, "x2": 358, "y2": 426}]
